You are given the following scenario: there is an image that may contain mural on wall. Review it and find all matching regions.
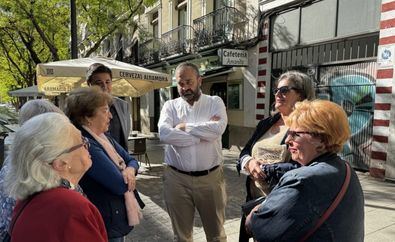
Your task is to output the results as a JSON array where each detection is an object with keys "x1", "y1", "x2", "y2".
[{"x1": 317, "y1": 62, "x2": 376, "y2": 171}]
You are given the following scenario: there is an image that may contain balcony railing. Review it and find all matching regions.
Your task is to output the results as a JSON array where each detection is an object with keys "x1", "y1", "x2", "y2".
[
  {"x1": 193, "y1": 6, "x2": 248, "y2": 49},
  {"x1": 136, "y1": 8, "x2": 249, "y2": 65},
  {"x1": 160, "y1": 25, "x2": 194, "y2": 59},
  {"x1": 138, "y1": 38, "x2": 161, "y2": 65}
]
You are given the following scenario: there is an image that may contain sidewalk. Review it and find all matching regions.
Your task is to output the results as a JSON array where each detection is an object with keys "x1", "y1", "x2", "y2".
[{"x1": 127, "y1": 139, "x2": 395, "y2": 242}]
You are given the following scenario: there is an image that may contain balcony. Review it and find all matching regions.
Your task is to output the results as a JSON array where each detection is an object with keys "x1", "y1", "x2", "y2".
[
  {"x1": 160, "y1": 25, "x2": 194, "y2": 59},
  {"x1": 138, "y1": 38, "x2": 161, "y2": 65},
  {"x1": 193, "y1": 6, "x2": 248, "y2": 49}
]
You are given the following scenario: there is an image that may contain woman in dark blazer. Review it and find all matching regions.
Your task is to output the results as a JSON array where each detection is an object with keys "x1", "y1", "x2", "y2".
[
  {"x1": 65, "y1": 86, "x2": 143, "y2": 242},
  {"x1": 237, "y1": 71, "x2": 315, "y2": 241}
]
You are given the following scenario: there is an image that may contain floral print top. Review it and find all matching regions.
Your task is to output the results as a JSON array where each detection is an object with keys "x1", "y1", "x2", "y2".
[{"x1": 0, "y1": 160, "x2": 15, "y2": 241}]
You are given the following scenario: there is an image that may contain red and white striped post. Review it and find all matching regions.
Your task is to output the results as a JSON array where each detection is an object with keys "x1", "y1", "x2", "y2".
[
  {"x1": 256, "y1": 18, "x2": 271, "y2": 122},
  {"x1": 371, "y1": 0, "x2": 395, "y2": 178}
]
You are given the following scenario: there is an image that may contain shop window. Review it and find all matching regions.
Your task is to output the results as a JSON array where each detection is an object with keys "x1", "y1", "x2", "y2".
[
  {"x1": 300, "y1": 0, "x2": 336, "y2": 44},
  {"x1": 337, "y1": 0, "x2": 380, "y2": 37},
  {"x1": 227, "y1": 83, "x2": 242, "y2": 109},
  {"x1": 270, "y1": 9, "x2": 299, "y2": 51}
]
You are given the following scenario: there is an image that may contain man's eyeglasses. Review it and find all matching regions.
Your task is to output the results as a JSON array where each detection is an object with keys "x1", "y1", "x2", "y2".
[
  {"x1": 273, "y1": 86, "x2": 299, "y2": 95},
  {"x1": 58, "y1": 137, "x2": 90, "y2": 157},
  {"x1": 286, "y1": 130, "x2": 320, "y2": 140}
]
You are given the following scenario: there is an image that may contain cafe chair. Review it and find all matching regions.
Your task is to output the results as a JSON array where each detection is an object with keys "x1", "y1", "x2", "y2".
[{"x1": 128, "y1": 137, "x2": 151, "y2": 168}]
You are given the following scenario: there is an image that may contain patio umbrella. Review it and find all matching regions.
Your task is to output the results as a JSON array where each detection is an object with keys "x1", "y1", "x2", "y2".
[
  {"x1": 8, "y1": 85, "x2": 44, "y2": 97},
  {"x1": 36, "y1": 57, "x2": 171, "y2": 97}
]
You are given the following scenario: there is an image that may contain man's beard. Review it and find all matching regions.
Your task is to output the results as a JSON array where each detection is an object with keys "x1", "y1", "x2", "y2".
[{"x1": 181, "y1": 88, "x2": 201, "y2": 103}]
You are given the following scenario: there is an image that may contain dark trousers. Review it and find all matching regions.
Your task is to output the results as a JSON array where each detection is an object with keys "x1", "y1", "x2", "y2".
[
  {"x1": 239, "y1": 213, "x2": 251, "y2": 241},
  {"x1": 239, "y1": 176, "x2": 264, "y2": 242}
]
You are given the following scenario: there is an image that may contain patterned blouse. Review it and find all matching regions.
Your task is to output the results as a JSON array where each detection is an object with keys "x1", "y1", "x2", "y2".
[{"x1": 0, "y1": 161, "x2": 14, "y2": 241}]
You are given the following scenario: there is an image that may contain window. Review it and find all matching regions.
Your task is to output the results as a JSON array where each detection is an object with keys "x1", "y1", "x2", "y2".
[
  {"x1": 269, "y1": 0, "x2": 380, "y2": 50},
  {"x1": 177, "y1": 1, "x2": 187, "y2": 43},
  {"x1": 337, "y1": 0, "x2": 380, "y2": 37},
  {"x1": 151, "y1": 11, "x2": 159, "y2": 38},
  {"x1": 227, "y1": 83, "x2": 242, "y2": 109},
  {"x1": 177, "y1": 2, "x2": 187, "y2": 26},
  {"x1": 300, "y1": 0, "x2": 336, "y2": 44},
  {"x1": 214, "y1": 0, "x2": 225, "y2": 10},
  {"x1": 271, "y1": 9, "x2": 299, "y2": 50}
]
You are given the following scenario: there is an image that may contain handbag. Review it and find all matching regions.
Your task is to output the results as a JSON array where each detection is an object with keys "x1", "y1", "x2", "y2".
[
  {"x1": 241, "y1": 196, "x2": 266, "y2": 216},
  {"x1": 299, "y1": 162, "x2": 351, "y2": 242}
]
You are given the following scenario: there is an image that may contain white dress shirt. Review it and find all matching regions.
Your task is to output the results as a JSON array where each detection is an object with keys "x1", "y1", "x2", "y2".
[{"x1": 158, "y1": 94, "x2": 228, "y2": 171}]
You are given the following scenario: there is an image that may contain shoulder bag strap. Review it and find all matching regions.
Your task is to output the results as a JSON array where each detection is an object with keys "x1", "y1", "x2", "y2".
[{"x1": 299, "y1": 162, "x2": 351, "y2": 242}]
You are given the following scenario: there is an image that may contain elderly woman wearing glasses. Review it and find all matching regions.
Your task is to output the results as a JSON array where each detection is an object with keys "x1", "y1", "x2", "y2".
[
  {"x1": 0, "y1": 99, "x2": 64, "y2": 240},
  {"x1": 237, "y1": 71, "x2": 315, "y2": 240},
  {"x1": 246, "y1": 100, "x2": 364, "y2": 241},
  {"x1": 5, "y1": 113, "x2": 107, "y2": 242},
  {"x1": 65, "y1": 86, "x2": 141, "y2": 242}
]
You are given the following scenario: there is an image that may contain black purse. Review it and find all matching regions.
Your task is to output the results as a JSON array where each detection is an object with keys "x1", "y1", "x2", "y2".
[{"x1": 241, "y1": 196, "x2": 266, "y2": 216}]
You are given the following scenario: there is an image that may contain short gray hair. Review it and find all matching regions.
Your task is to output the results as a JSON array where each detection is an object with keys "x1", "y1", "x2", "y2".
[
  {"x1": 175, "y1": 62, "x2": 200, "y2": 77},
  {"x1": 19, "y1": 99, "x2": 63, "y2": 125},
  {"x1": 5, "y1": 113, "x2": 75, "y2": 200},
  {"x1": 276, "y1": 71, "x2": 315, "y2": 100}
]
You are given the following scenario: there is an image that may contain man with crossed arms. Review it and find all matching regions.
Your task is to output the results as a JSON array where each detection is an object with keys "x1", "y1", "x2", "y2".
[{"x1": 158, "y1": 62, "x2": 228, "y2": 242}]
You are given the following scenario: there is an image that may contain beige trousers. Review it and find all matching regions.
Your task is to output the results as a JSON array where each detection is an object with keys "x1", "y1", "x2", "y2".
[{"x1": 163, "y1": 165, "x2": 227, "y2": 242}]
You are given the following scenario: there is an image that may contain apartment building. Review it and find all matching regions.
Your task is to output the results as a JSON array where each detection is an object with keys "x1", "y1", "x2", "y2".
[{"x1": 134, "y1": 0, "x2": 260, "y2": 148}]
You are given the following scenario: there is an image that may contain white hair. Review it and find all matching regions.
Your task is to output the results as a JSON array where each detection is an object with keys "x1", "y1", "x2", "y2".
[
  {"x1": 19, "y1": 99, "x2": 63, "y2": 125},
  {"x1": 5, "y1": 113, "x2": 75, "y2": 200}
]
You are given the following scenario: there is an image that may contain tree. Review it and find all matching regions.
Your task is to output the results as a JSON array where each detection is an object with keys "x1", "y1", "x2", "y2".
[{"x1": 0, "y1": 0, "x2": 155, "y2": 102}]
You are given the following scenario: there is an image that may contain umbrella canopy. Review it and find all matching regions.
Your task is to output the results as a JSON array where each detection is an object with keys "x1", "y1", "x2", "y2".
[
  {"x1": 8, "y1": 85, "x2": 44, "y2": 97},
  {"x1": 36, "y1": 57, "x2": 171, "y2": 97}
]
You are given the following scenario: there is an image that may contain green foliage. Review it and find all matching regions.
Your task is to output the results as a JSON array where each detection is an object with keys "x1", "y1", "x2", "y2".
[
  {"x1": 0, "y1": 0, "x2": 70, "y2": 101},
  {"x1": 0, "y1": 0, "x2": 156, "y2": 100}
]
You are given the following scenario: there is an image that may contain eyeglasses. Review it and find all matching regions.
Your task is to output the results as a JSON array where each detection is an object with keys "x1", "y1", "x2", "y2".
[
  {"x1": 273, "y1": 86, "x2": 299, "y2": 95},
  {"x1": 57, "y1": 137, "x2": 90, "y2": 157},
  {"x1": 286, "y1": 130, "x2": 320, "y2": 140}
]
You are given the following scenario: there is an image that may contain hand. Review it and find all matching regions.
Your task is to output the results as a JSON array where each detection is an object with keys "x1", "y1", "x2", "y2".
[
  {"x1": 175, "y1": 122, "x2": 186, "y2": 131},
  {"x1": 122, "y1": 167, "x2": 136, "y2": 191},
  {"x1": 245, "y1": 204, "x2": 261, "y2": 236},
  {"x1": 246, "y1": 158, "x2": 266, "y2": 181},
  {"x1": 210, "y1": 115, "x2": 220, "y2": 121}
]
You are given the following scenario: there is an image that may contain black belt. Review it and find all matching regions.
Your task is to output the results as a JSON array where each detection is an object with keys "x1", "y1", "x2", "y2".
[{"x1": 169, "y1": 165, "x2": 219, "y2": 177}]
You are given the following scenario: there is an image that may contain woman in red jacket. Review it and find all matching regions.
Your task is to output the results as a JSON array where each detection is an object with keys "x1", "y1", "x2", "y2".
[{"x1": 5, "y1": 112, "x2": 107, "y2": 242}]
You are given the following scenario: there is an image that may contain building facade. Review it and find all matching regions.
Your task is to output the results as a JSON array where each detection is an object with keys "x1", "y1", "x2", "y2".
[
  {"x1": 135, "y1": 0, "x2": 261, "y2": 148},
  {"x1": 257, "y1": 0, "x2": 395, "y2": 180}
]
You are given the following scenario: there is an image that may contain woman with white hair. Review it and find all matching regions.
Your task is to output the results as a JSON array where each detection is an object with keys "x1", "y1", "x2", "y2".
[
  {"x1": 4, "y1": 113, "x2": 107, "y2": 242},
  {"x1": 0, "y1": 99, "x2": 63, "y2": 240}
]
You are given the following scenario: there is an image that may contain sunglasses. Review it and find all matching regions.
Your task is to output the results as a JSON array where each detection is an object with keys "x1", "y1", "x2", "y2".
[
  {"x1": 273, "y1": 86, "x2": 299, "y2": 95},
  {"x1": 57, "y1": 137, "x2": 90, "y2": 157}
]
